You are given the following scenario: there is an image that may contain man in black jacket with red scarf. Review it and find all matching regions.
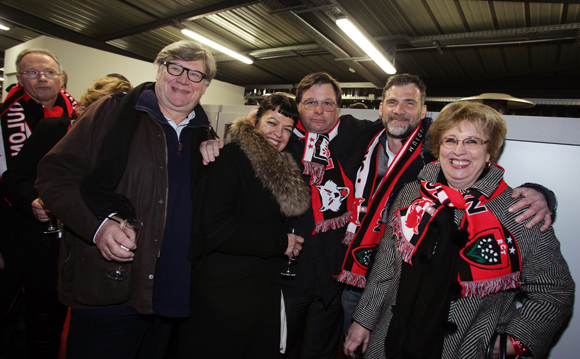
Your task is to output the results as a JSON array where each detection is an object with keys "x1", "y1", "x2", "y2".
[{"x1": 0, "y1": 48, "x2": 77, "y2": 358}]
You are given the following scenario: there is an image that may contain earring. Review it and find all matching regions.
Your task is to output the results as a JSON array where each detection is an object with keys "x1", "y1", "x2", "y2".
[{"x1": 485, "y1": 161, "x2": 490, "y2": 169}]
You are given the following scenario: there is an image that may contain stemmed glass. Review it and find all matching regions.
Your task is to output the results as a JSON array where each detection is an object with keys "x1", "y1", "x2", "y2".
[
  {"x1": 37, "y1": 197, "x2": 61, "y2": 235},
  {"x1": 281, "y1": 228, "x2": 299, "y2": 277},
  {"x1": 107, "y1": 218, "x2": 143, "y2": 281}
]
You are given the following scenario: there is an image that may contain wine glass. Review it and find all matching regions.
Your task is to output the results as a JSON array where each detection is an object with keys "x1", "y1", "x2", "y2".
[
  {"x1": 281, "y1": 228, "x2": 299, "y2": 277},
  {"x1": 107, "y1": 219, "x2": 143, "y2": 281},
  {"x1": 37, "y1": 197, "x2": 60, "y2": 234}
]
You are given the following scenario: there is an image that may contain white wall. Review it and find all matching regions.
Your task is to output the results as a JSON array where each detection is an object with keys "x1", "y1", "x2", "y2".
[{"x1": 3, "y1": 36, "x2": 245, "y2": 106}]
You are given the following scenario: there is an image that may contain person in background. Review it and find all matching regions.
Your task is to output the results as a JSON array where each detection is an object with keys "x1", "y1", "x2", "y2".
[
  {"x1": 34, "y1": 40, "x2": 217, "y2": 359},
  {"x1": 177, "y1": 93, "x2": 310, "y2": 358},
  {"x1": 344, "y1": 101, "x2": 574, "y2": 359},
  {"x1": 0, "y1": 48, "x2": 76, "y2": 358},
  {"x1": 61, "y1": 71, "x2": 68, "y2": 91},
  {"x1": 106, "y1": 72, "x2": 130, "y2": 82},
  {"x1": 0, "y1": 76, "x2": 132, "y2": 358},
  {"x1": 348, "y1": 102, "x2": 368, "y2": 109},
  {"x1": 75, "y1": 76, "x2": 132, "y2": 115}
]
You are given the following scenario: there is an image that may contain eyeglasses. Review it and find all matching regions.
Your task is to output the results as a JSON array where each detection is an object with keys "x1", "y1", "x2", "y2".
[
  {"x1": 163, "y1": 61, "x2": 207, "y2": 83},
  {"x1": 19, "y1": 70, "x2": 61, "y2": 79},
  {"x1": 439, "y1": 137, "x2": 489, "y2": 149},
  {"x1": 300, "y1": 100, "x2": 337, "y2": 112}
]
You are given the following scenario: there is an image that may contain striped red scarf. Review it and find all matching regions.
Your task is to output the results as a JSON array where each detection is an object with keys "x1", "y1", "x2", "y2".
[
  {"x1": 392, "y1": 174, "x2": 522, "y2": 297},
  {"x1": 294, "y1": 120, "x2": 353, "y2": 234},
  {"x1": 0, "y1": 84, "x2": 77, "y2": 176}
]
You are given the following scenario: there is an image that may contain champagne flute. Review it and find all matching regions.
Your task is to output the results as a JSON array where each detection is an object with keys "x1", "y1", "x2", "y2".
[
  {"x1": 107, "y1": 218, "x2": 143, "y2": 281},
  {"x1": 281, "y1": 228, "x2": 299, "y2": 277},
  {"x1": 37, "y1": 197, "x2": 60, "y2": 234}
]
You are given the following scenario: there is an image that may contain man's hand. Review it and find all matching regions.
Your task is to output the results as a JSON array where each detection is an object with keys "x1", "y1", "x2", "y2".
[
  {"x1": 344, "y1": 322, "x2": 370, "y2": 357},
  {"x1": 284, "y1": 233, "x2": 304, "y2": 260},
  {"x1": 95, "y1": 218, "x2": 137, "y2": 262},
  {"x1": 200, "y1": 139, "x2": 224, "y2": 165},
  {"x1": 509, "y1": 187, "x2": 552, "y2": 231},
  {"x1": 31, "y1": 198, "x2": 50, "y2": 222}
]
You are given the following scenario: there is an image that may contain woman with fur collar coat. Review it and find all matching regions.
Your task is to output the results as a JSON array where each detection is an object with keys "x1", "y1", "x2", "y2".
[{"x1": 177, "y1": 94, "x2": 310, "y2": 358}]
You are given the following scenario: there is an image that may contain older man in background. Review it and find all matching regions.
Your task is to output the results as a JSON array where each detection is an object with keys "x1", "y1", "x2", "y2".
[
  {"x1": 0, "y1": 48, "x2": 77, "y2": 358},
  {"x1": 35, "y1": 40, "x2": 216, "y2": 359}
]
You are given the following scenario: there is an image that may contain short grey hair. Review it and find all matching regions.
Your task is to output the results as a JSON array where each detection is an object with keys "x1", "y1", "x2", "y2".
[
  {"x1": 16, "y1": 48, "x2": 63, "y2": 73},
  {"x1": 154, "y1": 40, "x2": 217, "y2": 83}
]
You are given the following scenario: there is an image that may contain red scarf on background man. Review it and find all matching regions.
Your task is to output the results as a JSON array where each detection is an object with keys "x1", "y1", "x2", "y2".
[{"x1": 336, "y1": 120, "x2": 427, "y2": 288}]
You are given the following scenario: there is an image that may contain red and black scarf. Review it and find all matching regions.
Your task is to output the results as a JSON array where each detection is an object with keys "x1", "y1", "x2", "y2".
[
  {"x1": 294, "y1": 120, "x2": 353, "y2": 234},
  {"x1": 392, "y1": 173, "x2": 522, "y2": 297},
  {"x1": 337, "y1": 120, "x2": 427, "y2": 288},
  {"x1": 0, "y1": 84, "x2": 77, "y2": 176}
]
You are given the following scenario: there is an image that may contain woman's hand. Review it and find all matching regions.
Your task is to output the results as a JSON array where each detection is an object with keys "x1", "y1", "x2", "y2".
[
  {"x1": 284, "y1": 232, "x2": 304, "y2": 260},
  {"x1": 344, "y1": 322, "x2": 370, "y2": 357}
]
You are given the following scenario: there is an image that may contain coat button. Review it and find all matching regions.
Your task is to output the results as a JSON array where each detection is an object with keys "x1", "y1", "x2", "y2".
[
  {"x1": 159, "y1": 200, "x2": 164, "y2": 204},
  {"x1": 149, "y1": 275, "x2": 154, "y2": 280}
]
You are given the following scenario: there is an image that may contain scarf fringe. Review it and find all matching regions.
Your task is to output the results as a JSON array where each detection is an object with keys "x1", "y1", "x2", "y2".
[
  {"x1": 335, "y1": 270, "x2": 367, "y2": 288},
  {"x1": 343, "y1": 230, "x2": 355, "y2": 245},
  {"x1": 391, "y1": 212, "x2": 416, "y2": 265},
  {"x1": 461, "y1": 272, "x2": 521, "y2": 298},
  {"x1": 304, "y1": 161, "x2": 325, "y2": 185},
  {"x1": 315, "y1": 211, "x2": 351, "y2": 233}
]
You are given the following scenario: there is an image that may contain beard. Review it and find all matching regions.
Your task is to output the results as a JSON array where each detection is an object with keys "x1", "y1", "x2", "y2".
[{"x1": 384, "y1": 113, "x2": 421, "y2": 139}]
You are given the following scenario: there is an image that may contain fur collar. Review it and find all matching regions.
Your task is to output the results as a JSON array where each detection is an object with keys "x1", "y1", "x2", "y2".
[{"x1": 226, "y1": 118, "x2": 310, "y2": 217}]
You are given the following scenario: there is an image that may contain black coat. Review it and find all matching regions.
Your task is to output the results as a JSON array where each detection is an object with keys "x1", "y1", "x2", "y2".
[
  {"x1": 179, "y1": 119, "x2": 310, "y2": 358},
  {"x1": 1, "y1": 117, "x2": 71, "y2": 290}
]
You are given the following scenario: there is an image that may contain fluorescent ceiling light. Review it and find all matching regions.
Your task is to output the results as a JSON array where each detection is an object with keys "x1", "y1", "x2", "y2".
[
  {"x1": 0, "y1": 77, "x2": 4, "y2": 81},
  {"x1": 0, "y1": 24, "x2": 9, "y2": 31},
  {"x1": 336, "y1": 18, "x2": 396, "y2": 74},
  {"x1": 181, "y1": 29, "x2": 253, "y2": 65}
]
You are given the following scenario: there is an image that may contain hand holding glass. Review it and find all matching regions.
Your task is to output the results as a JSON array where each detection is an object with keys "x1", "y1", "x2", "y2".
[{"x1": 107, "y1": 219, "x2": 143, "y2": 281}]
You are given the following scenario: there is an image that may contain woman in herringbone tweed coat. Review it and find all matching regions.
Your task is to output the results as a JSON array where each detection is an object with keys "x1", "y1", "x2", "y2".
[
  {"x1": 346, "y1": 102, "x2": 574, "y2": 359},
  {"x1": 177, "y1": 94, "x2": 310, "y2": 358}
]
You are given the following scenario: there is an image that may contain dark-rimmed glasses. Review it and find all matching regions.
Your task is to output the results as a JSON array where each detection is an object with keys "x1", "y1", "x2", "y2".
[
  {"x1": 300, "y1": 100, "x2": 337, "y2": 112},
  {"x1": 439, "y1": 137, "x2": 489, "y2": 149},
  {"x1": 163, "y1": 61, "x2": 207, "y2": 83},
  {"x1": 19, "y1": 70, "x2": 61, "y2": 79}
]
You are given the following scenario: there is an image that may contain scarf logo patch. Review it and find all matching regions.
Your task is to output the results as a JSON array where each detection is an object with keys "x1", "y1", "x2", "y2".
[
  {"x1": 403, "y1": 199, "x2": 435, "y2": 235},
  {"x1": 461, "y1": 227, "x2": 515, "y2": 270},
  {"x1": 353, "y1": 245, "x2": 374, "y2": 269},
  {"x1": 317, "y1": 179, "x2": 350, "y2": 212}
]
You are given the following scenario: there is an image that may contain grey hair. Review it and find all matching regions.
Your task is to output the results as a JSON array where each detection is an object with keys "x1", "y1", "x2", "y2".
[
  {"x1": 16, "y1": 48, "x2": 63, "y2": 73},
  {"x1": 154, "y1": 40, "x2": 217, "y2": 83}
]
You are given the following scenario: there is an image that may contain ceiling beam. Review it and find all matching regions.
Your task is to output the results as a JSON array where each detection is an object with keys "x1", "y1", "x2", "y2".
[
  {"x1": 0, "y1": 4, "x2": 150, "y2": 62},
  {"x1": 98, "y1": 0, "x2": 258, "y2": 41}
]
